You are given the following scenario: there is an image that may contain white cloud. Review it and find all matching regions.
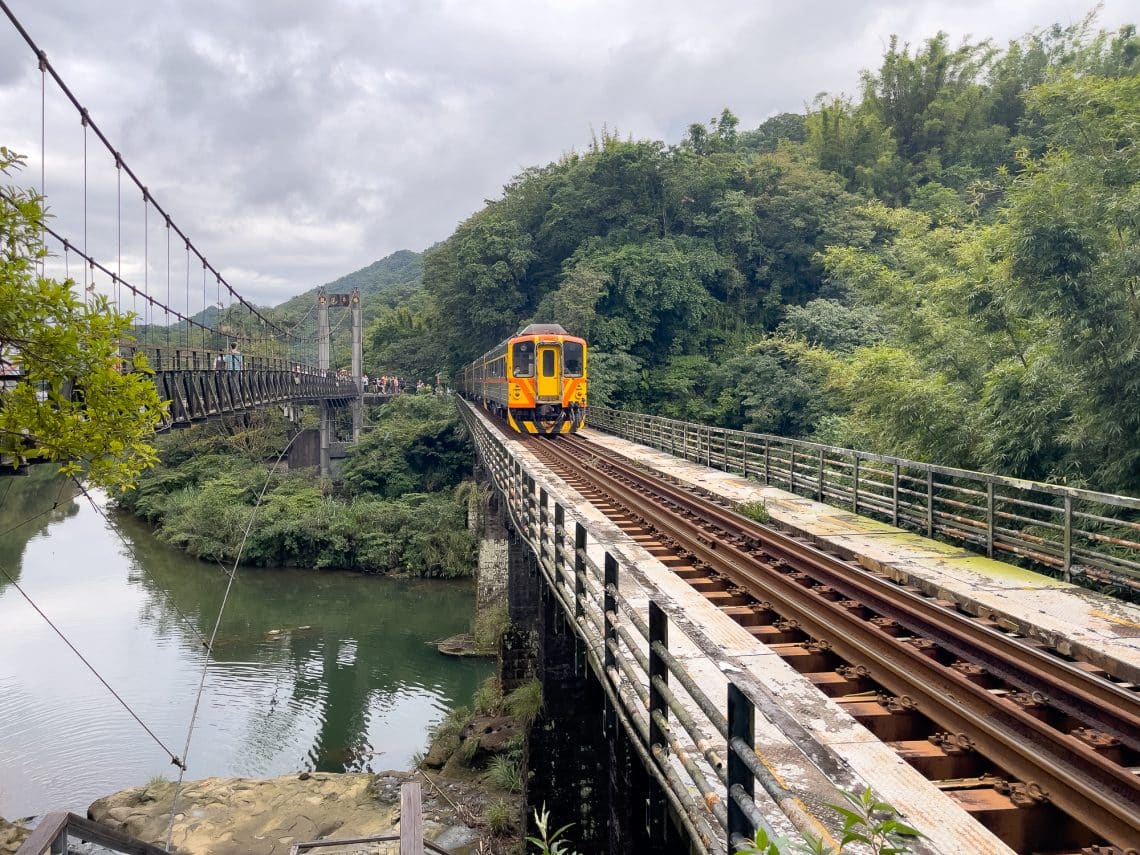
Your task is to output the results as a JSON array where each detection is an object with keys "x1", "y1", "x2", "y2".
[{"x1": 0, "y1": 0, "x2": 1133, "y2": 311}]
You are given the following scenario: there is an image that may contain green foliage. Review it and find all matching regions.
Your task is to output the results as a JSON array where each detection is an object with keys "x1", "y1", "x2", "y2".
[
  {"x1": 472, "y1": 605, "x2": 510, "y2": 652},
  {"x1": 339, "y1": 395, "x2": 472, "y2": 497},
  {"x1": 485, "y1": 798, "x2": 515, "y2": 835},
  {"x1": 407, "y1": 14, "x2": 1140, "y2": 496},
  {"x1": 431, "y1": 705, "x2": 471, "y2": 743},
  {"x1": 527, "y1": 805, "x2": 582, "y2": 855},
  {"x1": 736, "y1": 501, "x2": 771, "y2": 524},
  {"x1": 473, "y1": 675, "x2": 503, "y2": 716},
  {"x1": 118, "y1": 398, "x2": 477, "y2": 576},
  {"x1": 832, "y1": 787, "x2": 923, "y2": 854},
  {"x1": 734, "y1": 788, "x2": 923, "y2": 855},
  {"x1": 487, "y1": 754, "x2": 523, "y2": 794},
  {"x1": 503, "y1": 679, "x2": 543, "y2": 725},
  {"x1": 1, "y1": 148, "x2": 164, "y2": 490}
]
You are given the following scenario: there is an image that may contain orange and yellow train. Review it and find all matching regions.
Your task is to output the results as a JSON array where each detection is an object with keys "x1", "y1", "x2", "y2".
[{"x1": 458, "y1": 324, "x2": 587, "y2": 434}]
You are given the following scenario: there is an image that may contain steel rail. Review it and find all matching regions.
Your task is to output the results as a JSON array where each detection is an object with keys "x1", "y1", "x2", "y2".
[
  {"x1": 538, "y1": 435, "x2": 1140, "y2": 850},
  {"x1": 561, "y1": 436, "x2": 1140, "y2": 738}
]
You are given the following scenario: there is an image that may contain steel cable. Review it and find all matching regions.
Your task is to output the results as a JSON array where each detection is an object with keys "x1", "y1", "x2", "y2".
[{"x1": 164, "y1": 428, "x2": 304, "y2": 851}]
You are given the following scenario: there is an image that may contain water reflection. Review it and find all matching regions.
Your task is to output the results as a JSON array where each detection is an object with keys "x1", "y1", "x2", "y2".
[{"x1": 0, "y1": 469, "x2": 489, "y2": 818}]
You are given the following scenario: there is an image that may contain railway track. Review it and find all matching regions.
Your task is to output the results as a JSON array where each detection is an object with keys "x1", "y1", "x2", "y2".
[{"x1": 517, "y1": 430, "x2": 1140, "y2": 854}]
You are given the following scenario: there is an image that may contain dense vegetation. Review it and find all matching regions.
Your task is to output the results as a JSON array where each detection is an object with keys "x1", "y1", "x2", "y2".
[
  {"x1": 366, "y1": 17, "x2": 1140, "y2": 493},
  {"x1": 1, "y1": 148, "x2": 164, "y2": 489},
  {"x1": 117, "y1": 395, "x2": 476, "y2": 576}
]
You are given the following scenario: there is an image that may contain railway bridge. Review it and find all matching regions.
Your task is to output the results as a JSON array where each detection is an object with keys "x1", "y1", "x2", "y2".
[{"x1": 458, "y1": 399, "x2": 1140, "y2": 855}]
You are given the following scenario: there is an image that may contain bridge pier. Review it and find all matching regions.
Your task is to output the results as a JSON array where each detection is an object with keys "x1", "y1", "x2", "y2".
[{"x1": 501, "y1": 526, "x2": 689, "y2": 853}]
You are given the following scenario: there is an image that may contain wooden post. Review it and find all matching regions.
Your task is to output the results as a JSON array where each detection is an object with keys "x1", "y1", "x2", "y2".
[{"x1": 400, "y1": 781, "x2": 424, "y2": 855}]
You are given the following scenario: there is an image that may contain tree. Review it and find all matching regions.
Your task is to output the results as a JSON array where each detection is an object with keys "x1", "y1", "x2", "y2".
[{"x1": 1, "y1": 148, "x2": 163, "y2": 489}]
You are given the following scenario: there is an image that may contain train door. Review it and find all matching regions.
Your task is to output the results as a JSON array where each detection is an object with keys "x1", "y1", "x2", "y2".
[{"x1": 536, "y1": 344, "x2": 560, "y2": 399}]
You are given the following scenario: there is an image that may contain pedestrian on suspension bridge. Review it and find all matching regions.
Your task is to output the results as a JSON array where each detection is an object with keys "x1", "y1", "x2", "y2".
[{"x1": 225, "y1": 342, "x2": 243, "y2": 371}]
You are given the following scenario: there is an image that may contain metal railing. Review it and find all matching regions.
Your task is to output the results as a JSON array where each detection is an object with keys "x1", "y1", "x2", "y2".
[
  {"x1": 154, "y1": 367, "x2": 357, "y2": 429},
  {"x1": 459, "y1": 401, "x2": 837, "y2": 854},
  {"x1": 589, "y1": 407, "x2": 1140, "y2": 592},
  {"x1": 16, "y1": 812, "x2": 171, "y2": 855}
]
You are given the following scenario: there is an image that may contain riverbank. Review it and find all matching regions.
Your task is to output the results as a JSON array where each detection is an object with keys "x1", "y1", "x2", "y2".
[
  {"x1": 87, "y1": 770, "x2": 494, "y2": 855},
  {"x1": 116, "y1": 397, "x2": 477, "y2": 578}
]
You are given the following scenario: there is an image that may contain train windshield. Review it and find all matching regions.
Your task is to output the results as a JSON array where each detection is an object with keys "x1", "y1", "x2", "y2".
[
  {"x1": 563, "y1": 341, "x2": 584, "y2": 377},
  {"x1": 512, "y1": 341, "x2": 535, "y2": 377}
]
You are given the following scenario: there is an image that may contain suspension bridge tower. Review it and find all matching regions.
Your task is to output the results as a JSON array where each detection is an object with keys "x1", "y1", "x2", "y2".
[{"x1": 317, "y1": 288, "x2": 363, "y2": 476}]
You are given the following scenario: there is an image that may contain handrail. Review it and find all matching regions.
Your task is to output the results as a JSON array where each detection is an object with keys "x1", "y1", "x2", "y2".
[
  {"x1": 16, "y1": 812, "x2": 171, "y2": 855},
  {"x1": 456, "y1": 400, "x2": 849, "y2": 854},
  {"x1": 588, "y1": 406, "x2": 1140, "y2": 591}
]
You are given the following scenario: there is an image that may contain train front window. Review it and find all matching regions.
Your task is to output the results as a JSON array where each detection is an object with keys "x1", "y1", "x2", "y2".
[
  {"x1": 563, "y1": 341, "x2": 583, "y2": 377},
  {"x1": 542, "y1": 348, "x2": 555, "y2": 377},
  {"x1": 513, "y1": 341, "x2": 535, "y2": 377}
]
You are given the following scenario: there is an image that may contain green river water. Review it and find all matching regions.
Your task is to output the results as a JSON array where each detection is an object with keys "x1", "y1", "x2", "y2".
[{"x1": 0, "y1": 465, "x2": 490, "y2": 818}]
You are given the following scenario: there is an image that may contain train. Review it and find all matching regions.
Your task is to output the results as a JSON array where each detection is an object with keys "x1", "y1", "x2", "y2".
[{"x1": 458, "y1": 324, "x2": 587, "y2": 434}]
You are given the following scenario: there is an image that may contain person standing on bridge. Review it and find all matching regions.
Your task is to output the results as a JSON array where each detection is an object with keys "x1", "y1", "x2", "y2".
[{"x1": 225, "y1": 342, "x2": 243, "y2": 371}]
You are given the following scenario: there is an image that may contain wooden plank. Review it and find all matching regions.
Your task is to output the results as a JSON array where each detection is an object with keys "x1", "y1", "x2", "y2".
[{"x1": 400, "y1": 781, "x2": 424, "y2": 855}]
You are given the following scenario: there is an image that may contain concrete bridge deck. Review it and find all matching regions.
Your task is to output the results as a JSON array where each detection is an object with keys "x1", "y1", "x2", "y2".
[
  {"x1": 462, "y1": 402, "x2": 1011, "y2": 854},
  {"x1": 582, "y1": 427, "x2": 1140, "y2": 687}
]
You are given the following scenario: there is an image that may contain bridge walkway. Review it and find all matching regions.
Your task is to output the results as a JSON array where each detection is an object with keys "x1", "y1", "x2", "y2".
[{"x1": 583, "y1": 417, "x2": 1140, "y2": 686}]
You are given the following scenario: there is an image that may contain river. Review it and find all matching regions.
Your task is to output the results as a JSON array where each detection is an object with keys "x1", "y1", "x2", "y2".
[{"x1": 0, "y1": 466, "x2": 490, "y2": 819}]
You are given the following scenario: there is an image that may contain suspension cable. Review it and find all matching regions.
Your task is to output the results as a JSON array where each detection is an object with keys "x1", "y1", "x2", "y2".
[
  {"x1": 0, "y1": 479, "x2": 184, "y2": 768},
  {"x1": 69, "y1": 478, "x2": 211, "y2": 650},
  {"x1": 164, "y1": 428, "x2": 303, "y2": 851}
]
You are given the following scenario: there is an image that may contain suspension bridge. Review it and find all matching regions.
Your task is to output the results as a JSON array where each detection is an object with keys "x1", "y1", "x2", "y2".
[{"x1": 0, "y1": 2, "x2": 377, "y2": 476}]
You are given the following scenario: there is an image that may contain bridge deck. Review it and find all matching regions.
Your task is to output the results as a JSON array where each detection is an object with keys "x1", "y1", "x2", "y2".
[
  {"x1": 474, "y1": 406, "x2": 1010, "y2": 854},
  {"x1": 582, "y1": 428, "x2": 1140, "y2": 687}
]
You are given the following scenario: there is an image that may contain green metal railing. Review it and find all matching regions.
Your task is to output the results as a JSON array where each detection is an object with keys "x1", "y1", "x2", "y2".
[{"x1": 588, "y1": 407, "x2": 1140, "y2": 592}]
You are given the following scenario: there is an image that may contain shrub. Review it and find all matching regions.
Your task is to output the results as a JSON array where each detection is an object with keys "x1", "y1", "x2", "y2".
[
  {"x1": 487, "y1": 754, "x2": 523, "y2": 793},
  {"x1": 485, "y1": 798, "x2": 514, "y2": 835}
]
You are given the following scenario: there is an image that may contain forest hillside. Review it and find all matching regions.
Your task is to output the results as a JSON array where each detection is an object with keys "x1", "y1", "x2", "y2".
[{"x1": 367, "y1": 16, "x2": 1140, "y2": 493}]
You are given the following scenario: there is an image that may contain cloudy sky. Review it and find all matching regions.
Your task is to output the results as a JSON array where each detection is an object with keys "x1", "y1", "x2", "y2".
[{"x1": 0, "y1": 0, "x2": 1133, "y2": 313}]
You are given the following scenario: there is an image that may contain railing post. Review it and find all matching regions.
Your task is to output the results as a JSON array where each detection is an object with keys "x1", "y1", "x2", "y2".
[
  {"x1": 574, "y1": 522, "x2": 587, "y2": 621},
  {"x1": 1063, "y1": 495, "x2": 1073, "y2": 581},
  {"x1": 649, "y1": 600, "x2": 668, "y2": 751},
  {"x1": 789, "y1": 446, "x2": 796, "y2": 491},
  {"x1": 892, "y1": 462, "x2": 900, "y2": 527},
  {"x1": 539, "y1": 487, "x2": 549, "y2": 569},
  {"x1": 554, "y1": 502, "x2": 564, "y2": 586},
  {"x1": 683, "y1": 421, "x2": 688, "y2": 461},
  {"x1": 986, "y1": 480, "x2": 995, "y2": 558},
  {"x1": 764, "y1": 439, "x2": 770, "y2": 485},
  {"x1": 852, "y1": 454, "x2": 860, "y2": 513},
  {"x1": 723, "y1": 430, "x2": 729, "y2": 471},
  {"x1": 817, "y1": 447, "x2": 824, "y2": 501},
  {"x1": 727, "y1": 682, "x2": 756, "y2": 845},
  {"x1": 603, "y1": 553, "x2": 618, "y2": 672},
  {"x1": 50, "y1": 829, "x2": 67, "y2": 855},
  {"x1": 742, "y1": 433, "x2": 748, "y2": 478},
  {"x1": 926, "y1": 469, "x2": 934, "y2": 537}
]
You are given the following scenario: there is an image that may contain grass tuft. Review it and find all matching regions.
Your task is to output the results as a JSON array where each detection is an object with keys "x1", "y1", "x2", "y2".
[
  {"x1": 736, "y1": 500, "x2": 771, "y2": 524},
  {"x1": 485, "y1": 797, "x2": 514, "y2": 835},
  {"x1": 503, "y1": 678, "x2": 543, "y2": 724}
]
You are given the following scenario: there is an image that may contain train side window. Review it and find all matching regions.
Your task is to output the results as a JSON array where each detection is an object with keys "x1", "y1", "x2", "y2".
[
  {"x1": 542, "y1": 348, "x2": 555, "y2": 377},
  {"x1": 563, "y1": 341, "x2": 583, "y2": 377},
  {"x1": 513, "y1": 341, "x2": 535, "y2": 377}
]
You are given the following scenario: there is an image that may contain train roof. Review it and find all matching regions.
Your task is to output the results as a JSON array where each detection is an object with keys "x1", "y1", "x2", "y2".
[{"x1": 517, "y1": 323, "x2": 568, "y2": 336}]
